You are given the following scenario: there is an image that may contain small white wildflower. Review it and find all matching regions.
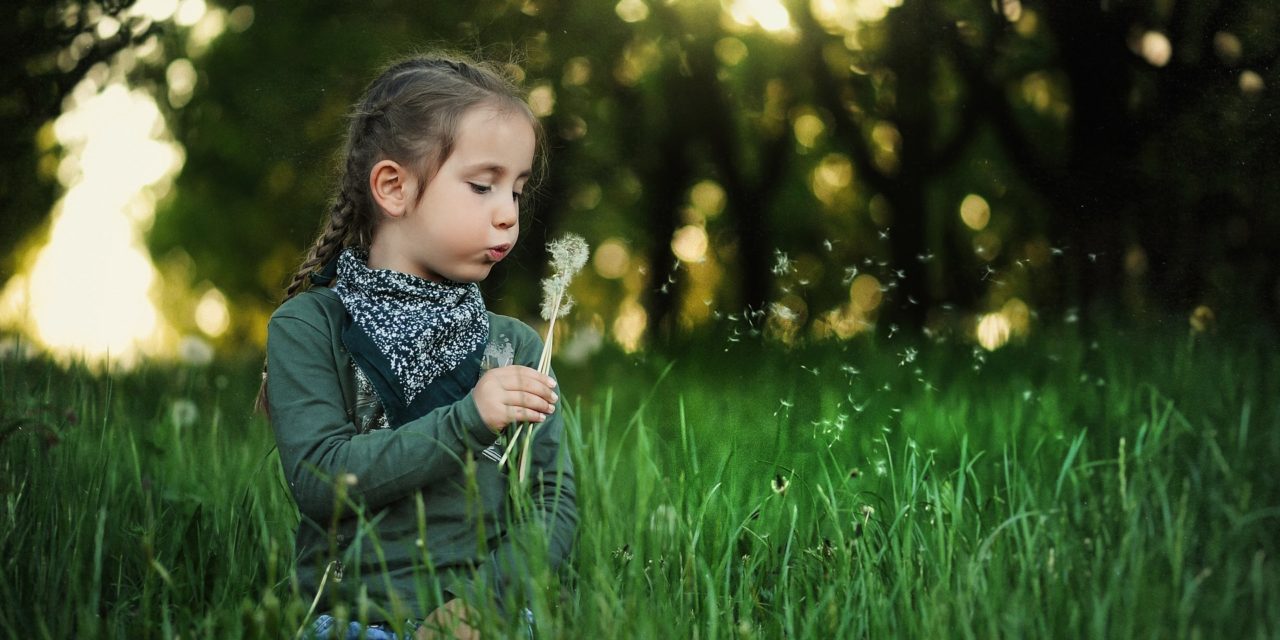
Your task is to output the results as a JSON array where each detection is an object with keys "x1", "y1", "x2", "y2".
[
  {"x1": 169, "y1": 399, "x2": 198, "y2": 428},
  {"x1": 177, "y1": 335, "x2": 214, "y2": 366}
]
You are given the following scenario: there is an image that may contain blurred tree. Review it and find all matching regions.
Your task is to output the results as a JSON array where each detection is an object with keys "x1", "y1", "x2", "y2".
[
  {"x1": 948, "y1": 0, "x2": 1280, "y2": 318},
  {"x1": 21, "y1": 0, "x2": 1268, "y2": 350},
  {"x1": 0, "y1": 0, "x2": 162, "y2": 285}
]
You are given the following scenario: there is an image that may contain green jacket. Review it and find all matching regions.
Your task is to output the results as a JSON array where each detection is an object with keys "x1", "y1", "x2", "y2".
[{"x1": 266, "y1": 286, "x2": 577, "y2": 620}]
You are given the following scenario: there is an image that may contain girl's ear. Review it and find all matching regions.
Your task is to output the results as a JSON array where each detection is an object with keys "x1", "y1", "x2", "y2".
[{"x1": 369, "y1": 160, "x2": 415, "y2": 218}]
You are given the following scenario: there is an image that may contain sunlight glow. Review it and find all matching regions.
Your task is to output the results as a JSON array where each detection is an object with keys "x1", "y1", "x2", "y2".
[
  {"x1": 0, "y1": 83, "x2": 184, "y2": 366},
  {"x1": 809, "y1": 0, "x2": 900, "y2": 33},
  {"x1": 727, "y1": 0, "x2": 791, "y2": 33}
]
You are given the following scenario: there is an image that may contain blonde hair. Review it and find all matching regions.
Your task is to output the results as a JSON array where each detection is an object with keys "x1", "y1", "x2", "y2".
[{"x1": 257, "y1": 53, "x2": 544, "y2": 414}]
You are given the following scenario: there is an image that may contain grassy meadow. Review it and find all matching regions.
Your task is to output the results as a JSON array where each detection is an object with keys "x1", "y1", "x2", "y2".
[{"x1": 2, "y1": 319, "x2": 1278, "y2": 638}]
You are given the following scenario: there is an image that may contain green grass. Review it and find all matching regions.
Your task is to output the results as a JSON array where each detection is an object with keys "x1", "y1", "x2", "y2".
[{"x1": 2, "y1": 322, "x2": 1278, "y2": 638}]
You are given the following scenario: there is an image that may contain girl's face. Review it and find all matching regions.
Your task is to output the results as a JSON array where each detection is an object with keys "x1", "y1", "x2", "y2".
[{"x1": 374, "y1": 105, "x2": 535, "y2": 283}]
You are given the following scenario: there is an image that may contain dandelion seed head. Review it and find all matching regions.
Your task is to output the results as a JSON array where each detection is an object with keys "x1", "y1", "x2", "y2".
[
  {"x1": 547, "y1": 234, "x2": 590, "y2": 277},
  {"x1": 540, "y1": 235, "x2": 590, "y2": 321}
]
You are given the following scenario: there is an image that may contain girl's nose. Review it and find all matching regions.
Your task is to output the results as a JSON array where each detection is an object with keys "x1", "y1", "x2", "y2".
[{"x1": 494, "y1": 195, "x2": 519, "y2": 228}]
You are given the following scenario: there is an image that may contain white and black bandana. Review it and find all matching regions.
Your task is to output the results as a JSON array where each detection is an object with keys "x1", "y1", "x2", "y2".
[{"x1": 332, "y1": 247, "x2": 488, "y2": 407}]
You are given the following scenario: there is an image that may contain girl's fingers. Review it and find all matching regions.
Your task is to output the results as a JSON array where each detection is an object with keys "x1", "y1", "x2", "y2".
[
  {"x1": 501, "y1": 369, "x2": 558, "y2": 404},
  {"x1": 508, "y1": 405, "x2": 546, "y2": 422}
]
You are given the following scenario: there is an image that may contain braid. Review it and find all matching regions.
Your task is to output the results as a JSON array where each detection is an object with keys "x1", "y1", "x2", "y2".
[
  {"x1": 283, "y1": 185, "x2": 357, "y2": 301},
  {"x1": 256, "y1": 185, "x2": 355, "y2": 416}
]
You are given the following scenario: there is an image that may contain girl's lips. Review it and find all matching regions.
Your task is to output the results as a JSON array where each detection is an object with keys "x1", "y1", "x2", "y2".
[{"x1": 487, "y1": 245, "x2": 511, "y2": 261}]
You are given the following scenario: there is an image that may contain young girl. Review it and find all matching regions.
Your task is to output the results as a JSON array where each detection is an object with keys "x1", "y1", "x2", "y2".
[{"x1": 260, "y1": 54, "x2": 578, "y2": 639}]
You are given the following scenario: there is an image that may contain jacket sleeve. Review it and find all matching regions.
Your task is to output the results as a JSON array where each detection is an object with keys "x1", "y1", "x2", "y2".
[
  {"x1": 470, "y1": 332, "x2": 579, "y2": 606},
  {"x1": 267, "y1": 312, "x2": 500, "y2": 523}
]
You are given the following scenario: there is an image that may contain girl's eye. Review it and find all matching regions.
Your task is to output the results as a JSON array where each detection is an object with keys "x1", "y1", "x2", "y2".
[{"x1": 469, "y1": 183, "x2": 492, "y2": 194}]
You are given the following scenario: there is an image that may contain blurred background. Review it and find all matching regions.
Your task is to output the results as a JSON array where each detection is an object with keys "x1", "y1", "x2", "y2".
[{"x1": 2, "y1": 0, "x2": 1277, "y2": 367}]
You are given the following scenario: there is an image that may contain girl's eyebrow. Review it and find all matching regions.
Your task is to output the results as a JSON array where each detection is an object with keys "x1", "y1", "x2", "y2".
[{"x1": 464, "y1": 163, "x2": 532, "y2": 179}]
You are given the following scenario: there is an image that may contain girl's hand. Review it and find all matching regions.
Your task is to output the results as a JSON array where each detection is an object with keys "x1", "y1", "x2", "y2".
[
  {"x1": 416, "y1": 598, "x2": 479, "y2": 639},
  {"x1": 472, "y1": 365, "x2": 558, "y2": 433}
]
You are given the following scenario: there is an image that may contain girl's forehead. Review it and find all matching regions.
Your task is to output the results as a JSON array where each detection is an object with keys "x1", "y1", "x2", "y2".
[{"x1": 449, "y1": 106, "x2": 536, "y2": 172}]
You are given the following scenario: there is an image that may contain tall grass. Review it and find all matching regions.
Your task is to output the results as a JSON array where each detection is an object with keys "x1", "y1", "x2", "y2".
[{"x1": 1, "y1": 323, "x2": 1277, "y2": 638}]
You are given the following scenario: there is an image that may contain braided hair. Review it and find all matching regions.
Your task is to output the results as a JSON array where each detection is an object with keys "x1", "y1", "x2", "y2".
[{"x1": 256, "y1": 53, "x2": 544, "y2": 415}]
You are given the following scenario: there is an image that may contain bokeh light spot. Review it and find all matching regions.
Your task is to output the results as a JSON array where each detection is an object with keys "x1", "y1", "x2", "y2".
[
  {"x1": 976, "y1": 313, "x2": 1011, "y2": 350},
  {"x1": 593, "y1": 239, "x2": 632, "y2": 280},
  {"x1": 850, "y1": 274, "x2": 883, "y2": 312},
  {"x1": 960, "y1": 194, "x2": 990, "y2": 231},
  {"x1": 672, "y1": 225, "x2": 710, "y2": 263},
  {"x1": 615, "y1": 0, "x2": 649, "y2": 23},
  {"x1": 1139, "y1": 31, "x2": 1172, "y2": 67},
  {"x1": 195, "y1": 288, "x2": 230, "y2": 337}
]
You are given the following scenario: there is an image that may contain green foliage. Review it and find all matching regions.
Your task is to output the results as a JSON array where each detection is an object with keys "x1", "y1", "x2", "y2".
[{"x1": 2, "y1": 323, "x2": 1278, "y2": 637}]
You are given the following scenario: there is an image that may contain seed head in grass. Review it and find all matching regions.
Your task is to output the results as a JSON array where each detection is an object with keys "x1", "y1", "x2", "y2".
[{"x1": 501, "y1": 233, "x2": 590, "y2": 481}]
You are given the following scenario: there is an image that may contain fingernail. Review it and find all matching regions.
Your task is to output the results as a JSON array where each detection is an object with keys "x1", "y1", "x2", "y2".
[
  {"x1": 551, "y1": 393, "x2": 559, "y2": 403},
  {"x1": 549, "y1": 379, "x2": 558, "y2": 388}
]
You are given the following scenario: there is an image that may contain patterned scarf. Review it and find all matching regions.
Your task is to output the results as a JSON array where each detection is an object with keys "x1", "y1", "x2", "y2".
[{"x1": 332, "y1": 247, "x2": 488, "y2": 406}]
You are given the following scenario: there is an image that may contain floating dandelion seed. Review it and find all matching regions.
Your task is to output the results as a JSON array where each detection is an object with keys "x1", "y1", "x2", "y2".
[
  {"x1": 842, "y1": 266, "x2": 859, "y2": 284},
  {"x1": 771, "y1": 250, "x2": 794, "y2": 276}
]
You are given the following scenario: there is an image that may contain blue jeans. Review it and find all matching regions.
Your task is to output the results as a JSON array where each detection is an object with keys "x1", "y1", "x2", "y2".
[
  {"x1": 309, "y1": 609, "x2": 535, "y2": 639},
  {"x1": 309, "y1": 615, "x2": 416, "y2": 640}
]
